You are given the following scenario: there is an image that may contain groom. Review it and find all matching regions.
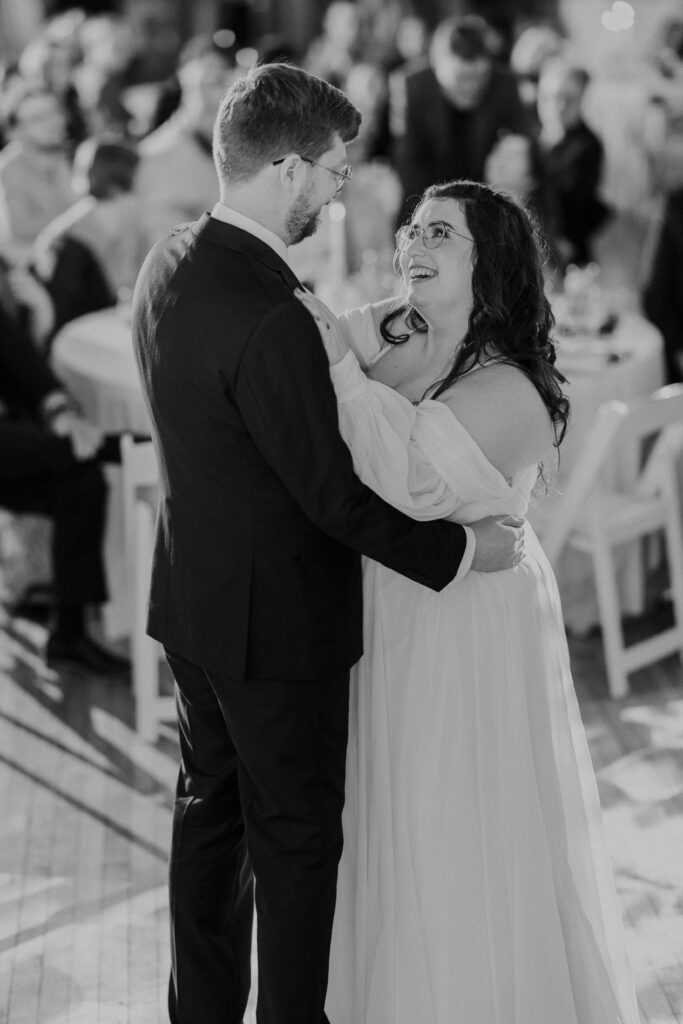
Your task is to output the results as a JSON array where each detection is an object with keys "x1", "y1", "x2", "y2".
[{"x1": 133, "y1": 62, "x2": 523, "y2": 1024}]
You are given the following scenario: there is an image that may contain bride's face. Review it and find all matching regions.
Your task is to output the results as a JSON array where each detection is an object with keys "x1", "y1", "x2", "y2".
[{"x1": 398, "y1": 198, "x2": 475, "y2": 322}]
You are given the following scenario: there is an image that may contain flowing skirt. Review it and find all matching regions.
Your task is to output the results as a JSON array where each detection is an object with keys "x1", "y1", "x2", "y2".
[{"x1": 326, "y1": 526, "x2": 640, "y2": 1024}]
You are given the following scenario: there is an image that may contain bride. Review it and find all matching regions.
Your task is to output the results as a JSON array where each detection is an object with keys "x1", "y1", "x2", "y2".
[{"x1": 297, "y1": 180, "x2": 641, "y2": 1024}]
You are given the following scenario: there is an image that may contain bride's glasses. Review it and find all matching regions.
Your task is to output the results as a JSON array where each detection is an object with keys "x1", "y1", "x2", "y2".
[{"x1": 395, "y1": 221, "x2": 474, "y2": 251}]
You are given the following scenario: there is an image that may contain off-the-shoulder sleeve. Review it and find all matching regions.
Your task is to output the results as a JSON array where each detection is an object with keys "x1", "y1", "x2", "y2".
[
  {"x1": 337, "y1": 303, "x2": 383, "y2": 370},
  {"x1": 329, "y1": 350, "x2": 520, "y2": 522},
  {"x1": 329, "y1": 350, "x2": 458, "y2": 520}
]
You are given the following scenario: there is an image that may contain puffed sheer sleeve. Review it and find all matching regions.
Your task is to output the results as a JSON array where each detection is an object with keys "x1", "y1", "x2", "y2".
[
  {"x1": 329, "y1": 349, "x2": 460, "y2": 521},
  {"x1": 337, "y1": 303, "x2": 383, "y2": 370}
]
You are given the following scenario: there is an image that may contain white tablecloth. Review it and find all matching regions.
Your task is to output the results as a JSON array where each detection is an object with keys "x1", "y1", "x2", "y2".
[
  {"x1": 556, "y1": 312, "x2": 665, "y2": 477},
  {"x1": 51, "y1": 308, "x2": 149, "y2": 434}
]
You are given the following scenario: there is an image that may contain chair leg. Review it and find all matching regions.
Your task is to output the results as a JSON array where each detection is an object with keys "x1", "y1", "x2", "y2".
[
  {"x1": 132, "y1": 500, "x2": 159, "y2": 742},
  {"x1": 591, "y1": 533, "x2": 629, "y2": 698},
  {"x1": 662, "y1": 472, "x2": 683, "y2": 666}
]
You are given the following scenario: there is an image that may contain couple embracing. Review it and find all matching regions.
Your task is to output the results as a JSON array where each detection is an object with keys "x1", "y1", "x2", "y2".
[{"x1": 133, "y1": 63, "x2": 641, "y2": 1024}]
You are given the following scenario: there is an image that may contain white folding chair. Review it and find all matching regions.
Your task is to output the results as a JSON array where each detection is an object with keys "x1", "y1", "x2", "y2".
[
  {"x1": 120, "y1": 434, "x2": 174, "y2": 741},
  {"x1": 534, "y1": 384, "x2": 683, "y2": 698}
]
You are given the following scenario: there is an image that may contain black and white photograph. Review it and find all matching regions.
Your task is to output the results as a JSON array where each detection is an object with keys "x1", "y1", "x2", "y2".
[{"x1": 0, "y1": 1, "x2": 681, "y2": 1022}]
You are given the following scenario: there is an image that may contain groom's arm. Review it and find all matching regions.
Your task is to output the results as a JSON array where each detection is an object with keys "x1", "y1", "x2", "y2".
[{"x1": 234, "y1": 298, "x2": 467, "y2": 591}]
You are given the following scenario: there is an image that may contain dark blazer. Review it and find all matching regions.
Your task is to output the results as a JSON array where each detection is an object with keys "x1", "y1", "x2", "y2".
[
  {"x1": 133, "y1": 214, "x2": 467, "y2": 681},
  {"x1": 643, "y1": 188, "x2": 683, "y2": 383},
  {"x1": 0, "y1": 300, "x2": 59, "y2": 415},
  {"x1": 541, "y1": 119, "x2": 609, "y2": 265},
  {"x1": 44, "y1": 236, "x2": 115, "y2": 338},
  {"x1": 393, "y1": 61, "x2": 530, "y2": 224},
  {"x1": 0, "y1": 299, "x2": 63, "y2": 477}
]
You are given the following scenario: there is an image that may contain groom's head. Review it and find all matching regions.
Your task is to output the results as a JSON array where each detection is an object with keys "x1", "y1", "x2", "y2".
[{"x1": 213, "y1": 63, "x2": 361, "y2": 245}]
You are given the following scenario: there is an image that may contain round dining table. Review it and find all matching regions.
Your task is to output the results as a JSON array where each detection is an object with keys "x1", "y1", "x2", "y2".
[
  {"x1": 51, "y1": 307, "x2": 149, "y2": 434},
  {"x1": 51, "y1": 304, "x2": 666, "y2": 638}
]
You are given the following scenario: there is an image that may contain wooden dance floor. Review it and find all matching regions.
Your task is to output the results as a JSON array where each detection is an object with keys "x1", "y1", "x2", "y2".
[{"x1": 0, "y1": 609, "x2": 681, "y2": 1024}]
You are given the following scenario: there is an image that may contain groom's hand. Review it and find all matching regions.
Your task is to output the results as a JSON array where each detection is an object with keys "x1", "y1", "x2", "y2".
[{"x1": 469, "y1": 515, "x2": 525, "y2": 573}]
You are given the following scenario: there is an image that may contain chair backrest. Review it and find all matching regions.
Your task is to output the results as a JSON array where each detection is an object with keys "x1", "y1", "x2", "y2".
[
  {"x1": 541, "y1": 383, "x2": 683, "y2": 563},
  {"x1": 120, "y1": 434, "x2": 159, "y2": 572}
]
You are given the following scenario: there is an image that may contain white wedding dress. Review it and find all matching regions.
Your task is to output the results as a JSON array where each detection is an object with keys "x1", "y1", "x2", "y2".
[{"x1": 324, "y1": 306, "x2": 641, "y2": 1024}]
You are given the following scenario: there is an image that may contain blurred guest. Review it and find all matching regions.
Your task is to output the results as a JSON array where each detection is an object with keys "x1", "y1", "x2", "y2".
[
  {"x1": 135, "y1": 38, "x2": 237, "y2": 251},
  {"x1": 509, "y1": 23, "x2": 564, "y2": 121},
  {"x1": 0, "y1": 83, "x2": 74, "y2": 263},
  {"x1": 0, "y1": 299, "x2": 128, "y2": 675},
  {"x1": 75, "y1": 14, "x2": 139, "y2": 135},
  {"x1": 537, "y1": 58, "x2": 609, "y2": 266},
  {"x1": 10, "y1": 136, "x2": 142, "y2": 346},
  {"x1": 391, "y1": 14, "x2": 529, "y2": 226},
  {"x1": 18, "y1": 32, "x2": 88, "y2": 151},
  {"x1": 147, "y1": 33, "x2": 236, "y2": 134},
  {"x1": 346, "y1": 61, "x2": 390, "y2": 163},
  {"x1": 304, "y1": 1, "x2": 361, "y2": 89},
  {"x1": 643, "y1": 188, "x2": 683, "y2": 382},
  {"x1": 394, "y1": 14, "x2": 430, "y2": 67},
  {"x1": 484, "y1": 131, "x2": 562, "y2": 273}
]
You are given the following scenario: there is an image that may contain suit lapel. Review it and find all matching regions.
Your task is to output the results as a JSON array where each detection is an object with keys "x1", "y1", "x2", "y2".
[{"x1": 196, "y1": 213, "x2": 302, "y2": 291}]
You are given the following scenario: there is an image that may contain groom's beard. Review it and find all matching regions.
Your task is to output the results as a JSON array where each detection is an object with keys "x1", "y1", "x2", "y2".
[{"x1": 286, "y1": 189, "x2": 323, "y2": 245}]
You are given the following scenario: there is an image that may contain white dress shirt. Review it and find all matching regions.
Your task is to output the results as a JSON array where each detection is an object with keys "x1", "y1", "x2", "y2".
[{"x1": 211, "y1": 202, "x2": 288, "y2": 264}]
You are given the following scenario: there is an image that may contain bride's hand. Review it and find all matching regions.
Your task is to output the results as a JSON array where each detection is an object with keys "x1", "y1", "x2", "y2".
[{"x1": 295, "y1": 289, "x2": 350, "y2": 365}]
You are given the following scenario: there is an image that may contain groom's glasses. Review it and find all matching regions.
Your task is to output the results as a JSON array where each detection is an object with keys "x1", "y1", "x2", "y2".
[
  {"x1": 395, "y1": 221, "x2": 474, "y2": 251},
  {"x1": 272, "y1": 156, "x2": 353, "y2": 193}
]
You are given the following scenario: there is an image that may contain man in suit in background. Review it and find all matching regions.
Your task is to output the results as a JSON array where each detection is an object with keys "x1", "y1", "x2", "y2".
[
  {"x1": 133, "y1": 62, "x2": 522, "y2": 1024},
  {"x1": 537, "y1": 58, "x2": 609, "y2": 267},
  {"x1": 391, "y1": 14, "x2": 530, "y2": 226}
]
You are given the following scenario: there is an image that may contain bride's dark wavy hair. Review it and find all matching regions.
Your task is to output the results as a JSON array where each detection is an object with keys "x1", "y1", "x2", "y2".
[{"x1": 382, "y1": 180, "x2": 570, "y2": 448}]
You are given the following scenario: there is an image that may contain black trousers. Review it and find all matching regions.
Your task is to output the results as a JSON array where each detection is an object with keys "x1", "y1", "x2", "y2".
[
  {"x1": 164, "y1": 649, "x2": 350, "y2": 1024},
  {"x1": 0, "y1": 421, "x2": 107, "y2": 606}
]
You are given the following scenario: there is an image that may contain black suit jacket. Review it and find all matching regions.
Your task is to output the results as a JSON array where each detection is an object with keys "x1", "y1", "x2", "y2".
[
  {"x1": 0, "y1": 299, "x2": 64, "y2": 476},
  {"x1": 0, "y1": 302, "x2": 59, "y2": 415},
  {"x1": 643, "y1": 188, "x2": 683, "y2": 383},
  {"x1": 393, "y1": 61, "x2": 529, "y2": 224},
  {"x1": 133, "y1": 214, "x2": 467, "y2": 680},
  {"x1": 541, "y1": 120, "x2": 608, "y2": 263}
]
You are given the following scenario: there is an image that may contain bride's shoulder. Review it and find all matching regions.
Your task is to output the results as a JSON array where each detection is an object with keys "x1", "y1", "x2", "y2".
[{"x1": 439, "y1": 361, "x2": 556, "y2": 477}]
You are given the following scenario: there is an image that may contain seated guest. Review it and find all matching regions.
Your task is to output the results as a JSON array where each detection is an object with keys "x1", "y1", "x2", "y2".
[
  {"x1": 509, "y1": 24, "x2": 564, "y2": 122},
  {"x1": 17, "y1": 32, "x2": 88, "y2": 153},
  {"x1": 29, "y1": 136, "x2": 142, "y2": 340},
  {"x1": 643, "y1": 188, "x2": 683, "y2": 382},
  {"x1": 135, "y1": 38, "x2": 237, "y2": 250},
  {"x1": 391, "y1": 14, "x2": 530, "y2": 226},
  {"x1": 484, "y1": 132, "x2": 563, "y2": 273},
  {"x1": 304, "y1": 1, "x2": 361, "y2": 89},
  {"x1": 74, "y1": 14, "x2": 139, "y2": 136},
  {"x1": 537, "y1": 58, "x2": 610, "y2": 266},
  {"x1": 0, "y1": 298, "x2": 128, "y2": 674},
  {"x1": 0, "y1": 83, "x2": 74, "y2": 263}
]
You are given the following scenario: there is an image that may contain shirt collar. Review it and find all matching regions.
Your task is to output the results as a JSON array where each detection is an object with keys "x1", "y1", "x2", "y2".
[{"x1": 211, "y1": 202, "x2": 288, "y2": 264}]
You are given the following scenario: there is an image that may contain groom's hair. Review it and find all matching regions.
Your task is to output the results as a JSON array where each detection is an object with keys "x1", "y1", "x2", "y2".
[{"x1": 213, "y1": 62, "x2": 361, "y2": 184}]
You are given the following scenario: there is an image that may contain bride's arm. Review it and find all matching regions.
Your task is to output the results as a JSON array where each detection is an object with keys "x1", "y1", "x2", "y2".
[
  {"x1": 295, "y1": 290, "x2": 460, "y2": 520},
  {"x1": 295, "y1": 292, "x2": 524, "y2": 569}
]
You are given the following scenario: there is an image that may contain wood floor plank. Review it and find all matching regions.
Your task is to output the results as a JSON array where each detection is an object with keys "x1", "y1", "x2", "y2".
[{"x1": 1, "y1": 615, "x2": 681, "y2": 1024}]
